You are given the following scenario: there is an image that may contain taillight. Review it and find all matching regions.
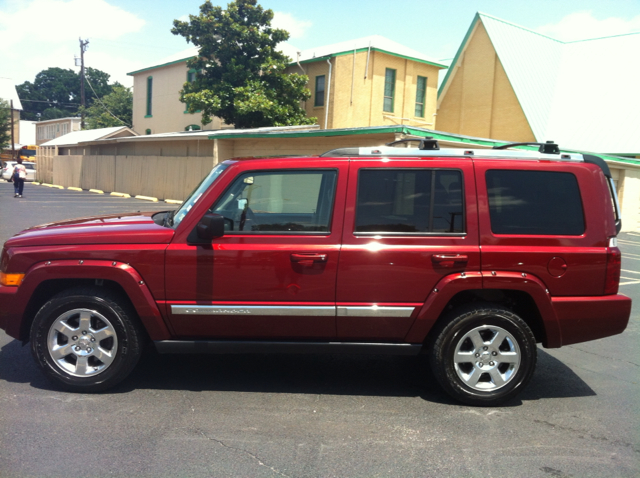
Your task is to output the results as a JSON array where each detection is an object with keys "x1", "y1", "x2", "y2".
[{"x1": 604, "y1": 243, "x2": 621, "y2": 295}]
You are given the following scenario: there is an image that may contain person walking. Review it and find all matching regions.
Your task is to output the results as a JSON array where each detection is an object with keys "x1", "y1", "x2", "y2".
[{"x1": 12, "y1": 158, "x2": 26, "y2": 198}]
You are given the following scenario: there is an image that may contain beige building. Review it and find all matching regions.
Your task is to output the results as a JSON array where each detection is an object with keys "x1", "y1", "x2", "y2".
[
  {"x1": 127, "y1": 49, "x2": 230, "y2": 136},
  {"x1": 36, "y1": 117, "x2": 81, "y2": 145},
  {"x1": 287, "y1": 35, "x2": 446, "y2": 129},
  {"x1": 127, "y1": 36, "x2": 446, "y2": 134}
]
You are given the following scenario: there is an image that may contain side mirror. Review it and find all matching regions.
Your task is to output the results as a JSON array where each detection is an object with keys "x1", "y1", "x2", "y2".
[{"x1": 196, "y1": 213, "x2": 225, "y2": 241}]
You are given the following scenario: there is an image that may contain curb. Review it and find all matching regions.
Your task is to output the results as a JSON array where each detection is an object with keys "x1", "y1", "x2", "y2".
[
  {"x1": 135, "y1": 195, "x2": 159, "y2": 202},
  {"x1": 68, "y1": 187, "x2": 83, "y2": 192},
  {"x1": 165, "y1": 199, "x2": 183, "y2": 205},
  {"x1": 51, "y1": 185, "x2": 64, "y2": 189},
  {"x1": 110, "y1": 192, "x2": 131, "y2": 198},
  {"x1": 41, "y1": 183, "x2": 53, "y2": 187},
  {"x1": 32, "y1": 182, "x2": 41, "y2": 185},
  {"x1": 89, "y1": 189, "x2": 104, "y2": 194}
]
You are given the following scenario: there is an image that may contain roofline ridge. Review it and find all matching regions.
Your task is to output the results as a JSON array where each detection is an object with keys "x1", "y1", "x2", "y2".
[
  {"x1": 477, "y1": 12, "x2": 564, "y2": 43},
  {"x1": 565, "y1": 30, "x2": 640, "y2": 43}
]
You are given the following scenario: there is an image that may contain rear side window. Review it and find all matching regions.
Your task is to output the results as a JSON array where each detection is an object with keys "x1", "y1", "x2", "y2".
[
  {"x1": 486, "y1": 170, "x2": 585, "y2": 235},
  {"x1": 355, "y1": 169, "x2": 464, "y2": 234}
]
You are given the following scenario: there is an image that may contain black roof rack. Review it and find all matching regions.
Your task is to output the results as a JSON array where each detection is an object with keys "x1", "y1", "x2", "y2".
[
  {"x1": 493, "y1": 140, "x2": 560, "y2": 154},
  {"x1": 386, "y1": 137, "x2": 440, "y2": 150}
]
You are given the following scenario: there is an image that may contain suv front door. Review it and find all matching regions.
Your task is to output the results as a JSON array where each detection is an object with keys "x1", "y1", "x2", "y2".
[{"x1": 165, "y1": 160, "x2": 348, "y2": 339}]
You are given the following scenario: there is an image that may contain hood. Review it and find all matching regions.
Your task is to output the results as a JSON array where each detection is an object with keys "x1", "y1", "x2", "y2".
[{"x1": 5, "y1": 212, "x2": 175, "y2": 247}]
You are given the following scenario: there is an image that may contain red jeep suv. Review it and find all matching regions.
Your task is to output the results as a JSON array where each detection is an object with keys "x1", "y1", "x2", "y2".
[{"x1": 0, "y1": 140, "x2": 631, "y2": 405}]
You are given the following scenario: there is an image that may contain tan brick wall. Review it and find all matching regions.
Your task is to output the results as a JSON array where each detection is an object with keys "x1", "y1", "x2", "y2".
[
  {"x1": 290, "y1": 50, "x2": 441, "y2": 130},
  {"x1": 437, "y1": 22, "x2": 535, "y2": 142},
  {"x1": 131, "y1": 62, "x2": 226, "y2": 135}
]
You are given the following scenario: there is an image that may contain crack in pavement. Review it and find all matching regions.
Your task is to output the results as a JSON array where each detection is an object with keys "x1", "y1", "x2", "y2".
[
  {"x1": 534, "y1": 420, "x2": 640, "y2": 454},
  {"x1": 566, "y1": 346, "x2": 639, "y2": 367},
  {"x1": 197, "y1": 429, "x2": 291, "y2": 478}
]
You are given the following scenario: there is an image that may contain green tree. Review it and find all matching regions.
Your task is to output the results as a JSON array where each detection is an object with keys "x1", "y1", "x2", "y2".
[
  {"x1": 171, "y1": 0, "x2": 315, "y2": 129},
  {"x1": 16, "y1": 67, "x2": 115, "y2": 121},
  {"x1": 0, "y1": 99, "x2": 11, "y2": 151},
  {"x1": 81, "y1": 85, "x2": 133, "y2": 129}
]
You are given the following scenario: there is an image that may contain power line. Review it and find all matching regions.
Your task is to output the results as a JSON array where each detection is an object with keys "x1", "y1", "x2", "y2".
[{"x1": 84, "y1": 76, "x2": 130, "y2": 127}]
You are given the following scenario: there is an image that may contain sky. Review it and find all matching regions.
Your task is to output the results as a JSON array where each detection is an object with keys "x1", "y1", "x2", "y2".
[{"x1": 1, "y1": 0, "x2": 640, "y2": 90}]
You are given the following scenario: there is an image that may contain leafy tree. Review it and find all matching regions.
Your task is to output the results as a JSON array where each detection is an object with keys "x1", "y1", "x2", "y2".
[
  {"x1": 171, "y1": 0, "x2": 315, "y2": 129},
  {"x1": 16, "y1": 67, "x2": 115, "y2": 121},
  {"x1": 0, "y1": 99, "x2": 11, "y2": 151},
  {"x1": 81, "y1": 85, "x2": 133, "y2": 129}
]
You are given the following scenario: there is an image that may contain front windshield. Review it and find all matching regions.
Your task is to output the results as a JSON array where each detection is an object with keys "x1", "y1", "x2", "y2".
[
  {"x1": 20, "y1": 149, "x2": 36, "y2": 158},
  {"x1": 171, "y1": 162, "x2": 230, "y2": 228}
]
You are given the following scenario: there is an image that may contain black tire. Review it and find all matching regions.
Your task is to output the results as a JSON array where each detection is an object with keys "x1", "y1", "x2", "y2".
[
  {"x1": 429, "y1": 303, "x2": 537, "y2": 406},
  {"x1": 30, "y1": 287, "x2": 145, "y2": 392}
]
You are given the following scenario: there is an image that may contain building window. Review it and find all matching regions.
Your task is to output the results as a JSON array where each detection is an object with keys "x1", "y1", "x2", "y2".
[
  {"x1": 185, "y1": 124, "x2": 201, "y2": 131},
  {"x1": 145, "y1": 129, "x2": 151, "y2": 135},
  {"x1": 146, "y1": 76, "x2": 153, "y2": 117},
  {"x1": 415, "y1": 76, "x2": 427, "y2": 117},
  {"x1": 314, "y1": 75, "x2": 325, "y2": 107},
  {"x1": 383, "y1": 68, "x2": 396, "y2": 113}
]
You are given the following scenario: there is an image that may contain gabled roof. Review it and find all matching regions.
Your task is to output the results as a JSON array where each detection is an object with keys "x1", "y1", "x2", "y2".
[
  {"x1": 439, "y1": 12, "x2": 640, "y2": 154},
  {"x1": 296, "y1": 35, "x2": 447, "y2": 68},
  {"x1": 0, "y1": 78, "x2": 22, "y2": 110},
  {"x1": 128, "y1": 35, "x2": 446, "y2": 76},
  {"x1": 40, "y1": 126, "x2": 137, "y2": 147}
]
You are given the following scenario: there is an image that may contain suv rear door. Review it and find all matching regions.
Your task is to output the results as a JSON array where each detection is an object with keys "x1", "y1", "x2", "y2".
[{"x1": 336, "y1": 157, "x2": 480, "y2": 341}]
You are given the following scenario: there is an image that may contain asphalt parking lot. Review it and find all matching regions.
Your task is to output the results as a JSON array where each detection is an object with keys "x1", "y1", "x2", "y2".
[{"x1": 0, "y1": 181, "x2": 638, "y2": 478}]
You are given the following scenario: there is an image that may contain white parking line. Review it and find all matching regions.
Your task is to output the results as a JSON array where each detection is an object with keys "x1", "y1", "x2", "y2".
[
  {"x1": 620, "y1": 279, "x2": 640, "y2": 286},
  {"x1": 621, "y1": 269, "x2": 640, "y2": 275}
]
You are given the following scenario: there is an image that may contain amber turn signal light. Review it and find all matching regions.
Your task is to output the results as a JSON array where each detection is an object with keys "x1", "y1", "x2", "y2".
[{"x1": 0, "y1": 272, "x2": 25, "y2": 287}]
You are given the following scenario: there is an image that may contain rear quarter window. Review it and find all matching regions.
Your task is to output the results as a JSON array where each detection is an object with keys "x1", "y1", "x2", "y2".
[{"x1": 486, "y1": 170, "x2": 585, "y2": 235}]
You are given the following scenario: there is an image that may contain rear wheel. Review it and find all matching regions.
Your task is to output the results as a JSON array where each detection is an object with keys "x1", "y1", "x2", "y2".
[
  {"x1": 30, "y1": 287, "x2": 144, "y2": 392},
  {"x1": 430, "y1": 303, "x2": 537, "y2": 406}
]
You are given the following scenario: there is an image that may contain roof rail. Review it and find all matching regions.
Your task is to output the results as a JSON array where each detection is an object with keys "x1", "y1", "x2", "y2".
[
  {"x1": 386, "y1": 137, "x2": 440, "y2": 150},
  {"x1": 493, "y1": 140, "x2": 560, "y2": 154}
]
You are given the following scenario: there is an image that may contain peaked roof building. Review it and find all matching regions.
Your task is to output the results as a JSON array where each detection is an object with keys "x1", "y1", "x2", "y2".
[{"x1": 437, "y1": 12, "x2": 640, "y2": 156}]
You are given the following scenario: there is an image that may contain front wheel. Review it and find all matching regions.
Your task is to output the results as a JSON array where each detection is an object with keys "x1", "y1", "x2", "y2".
[
  {"x1": 429, "y1": 303, "x2": 537, "y2": 406},
  {"x1": 30, "y1": 287, "x2": 144, "y2": 392}
]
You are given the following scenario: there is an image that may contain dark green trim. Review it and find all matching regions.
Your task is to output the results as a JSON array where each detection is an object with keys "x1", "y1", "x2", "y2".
[
  {"x1": 297, "y1": 47, "x2": 447, "y2": 69},
  {"x1": 415, "y1": 76, "x2": 427, "y2": 118},
  {"x1": 383, "y1": 68, "x2": 396, "y2": 113},
  {"x1": 314, "y1": 75, "x2": 326, "y2": 107},
  {"x1": 438, "y1": 14, "x2": 480, "y2": 98},
  {"x1": 144, "y1": 115, "x2": 153, "y2": 118},
  {"x1": 146, "y1": 76, "x2": 153, "y2": 117},
  {"x1": 127, "y1": 57, "x2": 194, "y2": 76}
]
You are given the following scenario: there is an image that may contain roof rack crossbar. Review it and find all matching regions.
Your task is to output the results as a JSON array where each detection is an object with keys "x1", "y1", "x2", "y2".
[
  {"x1": 386, "y1": 137, "x2": 440, "y2": 151},
  {"x1": 493, "y1": 140, "x2": 560, "y2": 154}
]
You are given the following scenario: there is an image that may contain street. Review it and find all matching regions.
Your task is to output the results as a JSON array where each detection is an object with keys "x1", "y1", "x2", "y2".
[{"x1": 0, "y1": 180, "x2": 638, "y2": 477}]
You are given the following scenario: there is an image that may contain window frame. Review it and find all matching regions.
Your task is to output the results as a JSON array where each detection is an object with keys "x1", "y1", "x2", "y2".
[
  {"x1": 383, "y1": 68, "x2": 396, "y2": 113},
  {"x1": 145, "y1": 76, "x2": 153, "y2": 117},
  {"x1": 210, "y1": 168, "x2": 339, "y2": 235},
  {"x1": 354, "y1": 167, "x2": 466, "y2": 236},
  {"x1": 314, "y1": 75, "x2": 326, "y2": 107},
  {"x1": 415, "y1": 76, "x2": 427, "y2": 118}
]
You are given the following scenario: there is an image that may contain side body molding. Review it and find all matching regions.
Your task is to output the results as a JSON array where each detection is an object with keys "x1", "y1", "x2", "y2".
[{"x1": 8, "y1": 259, "x2": 172, "y2": 341}]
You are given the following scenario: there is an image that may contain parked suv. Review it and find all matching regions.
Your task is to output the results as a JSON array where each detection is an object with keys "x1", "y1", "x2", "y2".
[{"x1": 0, "y1": 141, "x2": 631, "y2": 405}]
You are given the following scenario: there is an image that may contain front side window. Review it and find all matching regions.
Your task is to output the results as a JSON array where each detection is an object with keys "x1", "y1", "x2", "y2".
[
  {"x1": 383, "y1": 68, "x2": 396, "y2": 113},
  {"x1": 314, "y1": 75, "x2": 325, "y2": 107},
  {"x1": 212, "y1": 170, "x2": 338, "y2": 233},
  {"x1": 486, "y1": 170, "x2": 585, "y2": 235},
  {"x1": 355, "y1": 169, "x2": 464, "y2": 234},
  {"x1": 146, "y1": 76, "x2": 153, "y2": 116},
  {"x1": 415, "y1": 76, "x2": 427, "y2": 117}
]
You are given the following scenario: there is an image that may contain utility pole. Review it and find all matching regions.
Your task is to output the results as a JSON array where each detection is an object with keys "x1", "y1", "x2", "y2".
[
  {"x1": 10, "y1": 99, "x2": 15, "y2": 159},
  {"x1": 79, "y1": 38, "x2": 89, "y2": 129}
]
